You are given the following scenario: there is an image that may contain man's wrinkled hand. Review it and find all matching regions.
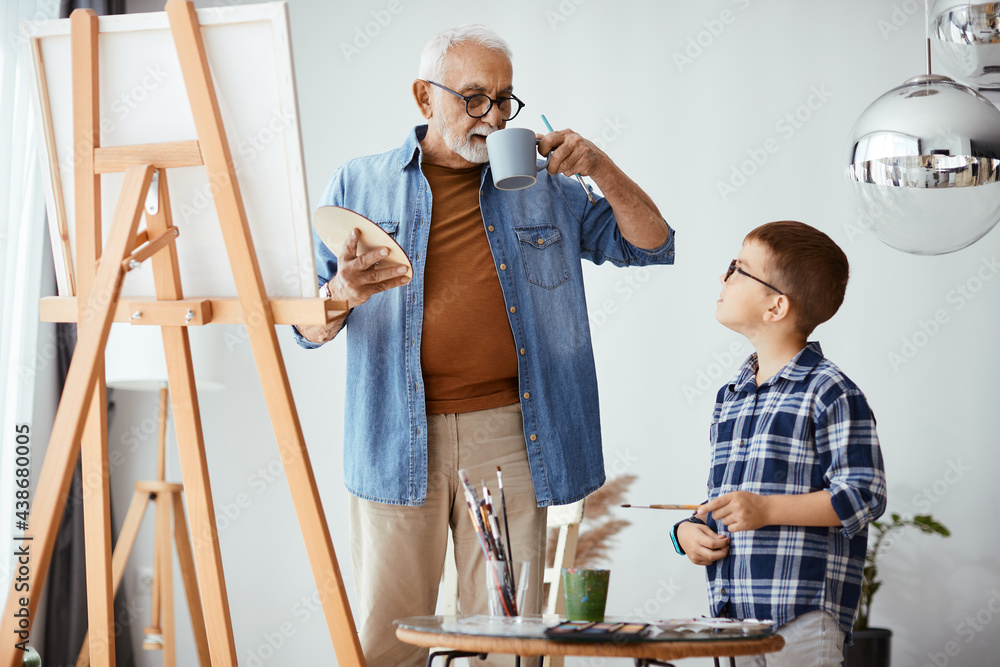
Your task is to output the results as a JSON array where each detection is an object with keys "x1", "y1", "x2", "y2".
[
  {"x1": 537, "y1": 129, "x2": 609, "y2": 180},
  {"x1": 330, "y1": 227, "x2": 411, "y2": 308}
]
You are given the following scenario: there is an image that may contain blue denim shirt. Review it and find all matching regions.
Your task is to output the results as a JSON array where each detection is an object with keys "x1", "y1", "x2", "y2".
[{"x1": 294, "y1": 125, "x2": 675, "y2": 506}]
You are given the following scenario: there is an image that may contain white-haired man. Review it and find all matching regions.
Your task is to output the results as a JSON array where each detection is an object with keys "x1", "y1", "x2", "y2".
[{"x1": 295, "y1": 24, "x2": 674, "y2": 666}]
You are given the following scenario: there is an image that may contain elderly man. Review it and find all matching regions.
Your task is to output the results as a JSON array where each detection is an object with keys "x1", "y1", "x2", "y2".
[{"x1": 294, "y1": 24, "x2": 674, "y2": 666}]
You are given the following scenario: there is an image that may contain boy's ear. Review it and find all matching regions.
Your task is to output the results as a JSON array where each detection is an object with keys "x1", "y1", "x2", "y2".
[{"x1": 763, "y1": 294, "x2": 792, "y2": 324}]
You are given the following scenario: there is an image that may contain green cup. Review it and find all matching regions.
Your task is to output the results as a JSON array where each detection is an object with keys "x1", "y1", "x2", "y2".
[{"x1": 561, "y1": 568, "x2": 610, "y2": 622}]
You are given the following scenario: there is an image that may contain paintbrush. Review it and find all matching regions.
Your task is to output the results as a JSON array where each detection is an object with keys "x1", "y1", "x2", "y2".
[
  {"x1": 493, "y1": 470, "x2": 518, "y2": 614},
  {"x1": 460, "y1": 470, "x2": 514, "y2": 615},
  {"x1": 484, "y1": 485, "x2": 515, "y2": 596},
  {"x1": 483, "y1": 487, "x2": 505, "y2": 558},
  {"x1": 620, "y1": 504, "x2": 702, "y2": 510},
  {"x1": 496, "y1": 467, "x2": 515, "y2": 567},
  {"x1": 541, "y1": 114, "x2": 597, "y2": 205},
  {"x1": 480, "y1": 497, "x2": 499, "y2": 557},
  {"x1": 459, "y1": 470, "x2": 491, "y2": 550}
]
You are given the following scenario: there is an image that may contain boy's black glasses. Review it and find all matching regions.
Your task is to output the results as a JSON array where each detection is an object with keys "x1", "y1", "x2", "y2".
[
  {"x1": 725, "y1": 259, "x2": 784, "y2": 295},
  {"x1": 424, "y1": 80, "x2": 524, "y2": 121}
]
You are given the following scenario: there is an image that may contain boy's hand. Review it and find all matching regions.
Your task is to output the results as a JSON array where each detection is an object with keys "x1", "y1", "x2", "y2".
[
  {"x1": 696, "y1": 491, "x2": 770, "y2": 532},
  {"x1": 676, "y1": 521, "x2": 730, "y2": 566}
]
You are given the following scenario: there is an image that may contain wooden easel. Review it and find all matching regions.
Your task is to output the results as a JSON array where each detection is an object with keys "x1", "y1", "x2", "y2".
[
  {"x1": 0, "y1": 2, "x2": 365, "y2": 665},
  {"x1": 75, "y1": 387, "x2": 210, "y2": 667}
]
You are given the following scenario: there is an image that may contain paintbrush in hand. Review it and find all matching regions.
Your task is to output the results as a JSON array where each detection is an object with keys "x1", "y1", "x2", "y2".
[{"x1": 620, "y1": 503, "x2": 702, "y2": 510}]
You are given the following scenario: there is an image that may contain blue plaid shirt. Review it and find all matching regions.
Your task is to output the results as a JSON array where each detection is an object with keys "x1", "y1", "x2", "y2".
[{"x1": 704, "y1": 342, "x2": 887, "y2": 637}]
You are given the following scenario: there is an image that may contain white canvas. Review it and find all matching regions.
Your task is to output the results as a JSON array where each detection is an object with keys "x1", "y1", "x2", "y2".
[{"x1": 23, "y1": 2, "x2": 314, "y2": 299}]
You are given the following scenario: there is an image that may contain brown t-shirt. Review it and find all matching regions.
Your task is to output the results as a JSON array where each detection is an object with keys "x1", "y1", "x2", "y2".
[{"x1": 420, "y1": 161, "x2": 519, "y2": 414}]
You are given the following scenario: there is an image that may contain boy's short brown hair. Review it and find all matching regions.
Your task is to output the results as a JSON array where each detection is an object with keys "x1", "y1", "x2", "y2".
[{"x1": 745, "y1": 221, "x2": 849, "y2": 335}]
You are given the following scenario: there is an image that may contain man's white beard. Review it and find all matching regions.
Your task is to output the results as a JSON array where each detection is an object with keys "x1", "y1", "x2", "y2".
[{"x1": 441, "y1": 119, "x2": 495, "y2": 164}]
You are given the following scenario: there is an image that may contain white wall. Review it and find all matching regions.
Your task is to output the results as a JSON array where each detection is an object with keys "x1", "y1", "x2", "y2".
[{"x1": 102, "y1": 1, "x2": 1000, "y2": 665}]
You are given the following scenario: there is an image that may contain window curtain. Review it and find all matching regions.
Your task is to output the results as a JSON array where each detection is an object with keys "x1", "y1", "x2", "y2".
[
  {"x1": 43, "y1": 1, "x2": 132, "y2": 662},
  {"x1": 1, "y1": 0, "x2": 131, "y2": 664},
  {"x1": 0, "y1": 0, "x2": 60, "y2": 633}
]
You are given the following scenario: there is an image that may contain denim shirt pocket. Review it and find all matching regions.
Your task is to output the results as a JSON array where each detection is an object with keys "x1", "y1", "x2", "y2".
[
  {"x1": 373, "y1": 220, "x2": 400, "y2": 239},
  {"x1": 513, "y1": 225, "x2": 569, "y2": 289},
  {"x1": 367, "y1": 220, "x2": 401, "y2": 262}
]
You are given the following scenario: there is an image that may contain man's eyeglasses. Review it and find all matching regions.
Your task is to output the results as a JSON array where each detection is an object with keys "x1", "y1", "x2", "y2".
[
  {"x1": 725, "y1": 259, "x2": 784, "y2": 295},
  {"x1": 425, "y1": 80, "x2": 524, "y2": 121}
]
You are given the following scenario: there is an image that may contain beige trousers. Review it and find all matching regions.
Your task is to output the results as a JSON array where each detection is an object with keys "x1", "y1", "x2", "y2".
[
  {"x1": 349, "y1": 403, "x2": 547, "y2": 667},
  {"x1": 736, "y1": 610, "x2": 846, "y2": 666}
]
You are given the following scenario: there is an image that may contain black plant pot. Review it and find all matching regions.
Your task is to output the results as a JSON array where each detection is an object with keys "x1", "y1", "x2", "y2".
[{"x1": 843, "y1": 627, "x2": 892, "y2": 667}]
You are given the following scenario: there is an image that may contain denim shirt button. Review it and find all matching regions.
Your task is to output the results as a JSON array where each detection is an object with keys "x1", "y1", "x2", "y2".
[
  {"x1": 509, "y1": 306, "x2": 516, "y2": 313},
  {"x1": 523, "y1": 392, "x2": 530, "y2": 399},
  {"x1": 488, "y1": 225, "x2": 495, "y2": 232},
  {"x1": 519, "y1": 348, "x2": 525, "y2": 355},
  {"x1": 500, "y1": 264, "x2": 507, "y2": 270},
  {"x1": 529, "y1": 434, "x2": 537, "y2": 441}
]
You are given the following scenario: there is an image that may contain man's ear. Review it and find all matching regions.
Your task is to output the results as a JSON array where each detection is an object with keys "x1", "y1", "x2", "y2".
[{"x1": 413, "y1": 80, "x2": 433, "y2": 120}]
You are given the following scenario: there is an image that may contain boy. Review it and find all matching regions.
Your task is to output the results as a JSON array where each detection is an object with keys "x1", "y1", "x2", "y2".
[{"x1": 672, "y1": 221, "x2": 887, "y2": 666}]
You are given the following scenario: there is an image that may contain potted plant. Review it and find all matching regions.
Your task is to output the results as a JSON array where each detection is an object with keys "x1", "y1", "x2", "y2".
[{"x1": 844, "y1": 513, "x2": 950, "y2": 667}]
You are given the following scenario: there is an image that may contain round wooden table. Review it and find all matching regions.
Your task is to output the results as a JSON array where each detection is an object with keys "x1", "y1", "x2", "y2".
[{"x1": 395, "y1": 615, "x2": 785, "y2": 665}]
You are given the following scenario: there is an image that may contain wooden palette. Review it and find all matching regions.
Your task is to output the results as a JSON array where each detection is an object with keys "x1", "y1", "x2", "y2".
[{"x1": 313, "y1": 206, "x2": 412, "y2": 278}]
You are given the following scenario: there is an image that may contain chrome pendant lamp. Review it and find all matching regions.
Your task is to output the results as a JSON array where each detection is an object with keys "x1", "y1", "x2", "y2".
[
  {"x1": 932, "y1": 1, "x2": 1000, "y2": 89},
  {"x1": 845, "y1": 1, "x2": 1000, "y2": 255}
]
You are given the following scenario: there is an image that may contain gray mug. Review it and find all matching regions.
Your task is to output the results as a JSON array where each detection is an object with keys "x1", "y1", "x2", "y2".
[{"x1": 486, "y1": 127, "x2": 551, "y2": 190}]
